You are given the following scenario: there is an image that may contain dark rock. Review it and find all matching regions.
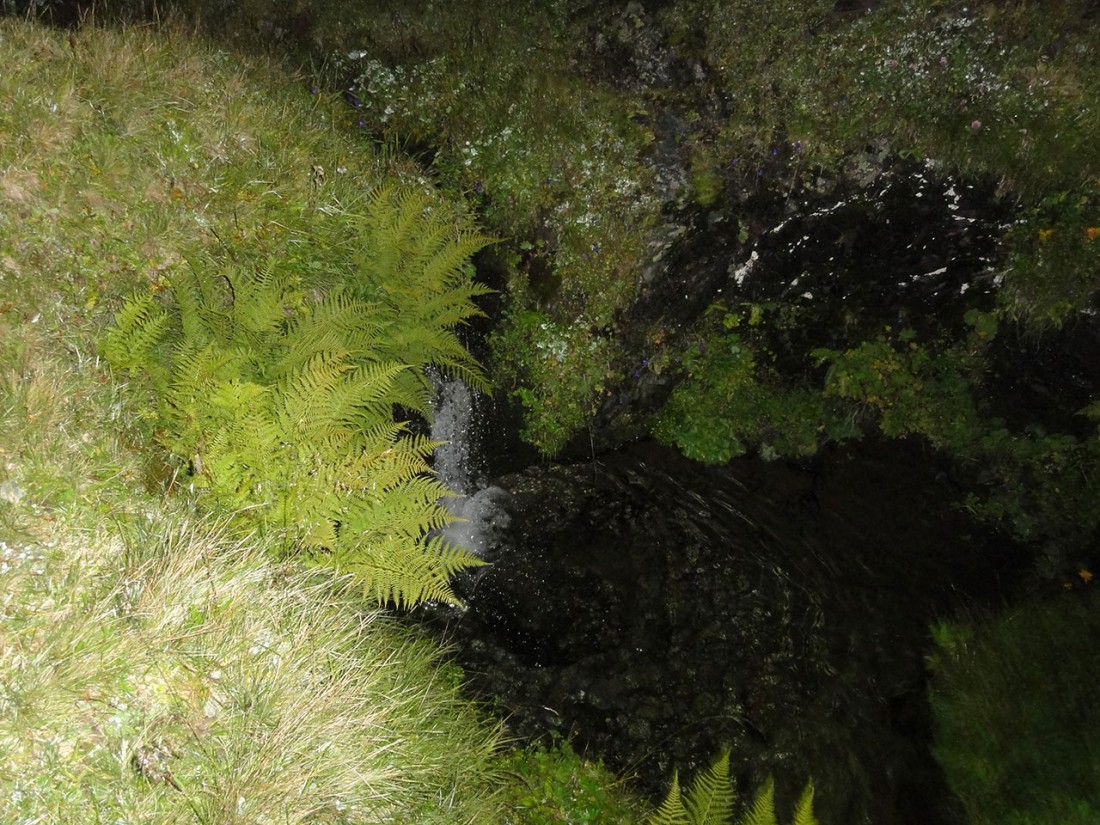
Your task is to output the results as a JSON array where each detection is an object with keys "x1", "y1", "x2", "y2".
[{"x1": 430, "y1": 438, "x2": 1021, "y2": 825}]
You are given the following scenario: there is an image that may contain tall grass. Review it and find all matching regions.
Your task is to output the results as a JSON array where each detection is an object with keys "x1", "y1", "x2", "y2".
[
  {"x1": 0, "y1": 315, "x2": 506, "y2": 824},
  {"x1": 929, "y1": 591, "x2": 1100, "y2": 825}
]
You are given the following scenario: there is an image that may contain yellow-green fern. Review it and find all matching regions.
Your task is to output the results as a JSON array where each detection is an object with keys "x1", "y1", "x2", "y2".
[
  {"x1": 649, "y1": 750, "x2": 817, "y2": 825},
  {"x1": 100, "y1": 189, "x2": 493, "y2": 606}
]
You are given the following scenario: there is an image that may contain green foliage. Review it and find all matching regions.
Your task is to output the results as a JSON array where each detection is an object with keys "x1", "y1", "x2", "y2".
[
  {"x1": 495, "y1": 737, "x2": 648, "y2": 825},
  {"x1": 133, "y1": 0, "x2": 1100, "y2": 462},
  {"x1": 490, "y1": 303, "x2": 614, "y2": 455},
  {"x1": 649, "y1": 750, "x2": 816, "y2": 825},
  {"x1": 929, "y1": 592, "x2": 1100, "y2": 825},
  {"x1": 102, "y1": 185, "x2": 492, "y2": 607},
  {"x1": 1002, "y1": 193, "x2": 1100, "y2": 325},
  {"x1": 814, "y1": 315, "x2": 1100, "y2": 561},
  {"x1": 348, "y1": 184, "x2": 496, "y2": 399},
  {"x1": 814, "y1": 322, "x2": 986, "y2": 453},
  {"x1": 654, "y1": 304, "x2": 858, "y2": 463}
]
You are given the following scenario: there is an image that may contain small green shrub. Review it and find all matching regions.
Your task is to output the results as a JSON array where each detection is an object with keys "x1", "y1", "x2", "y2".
[
  {"x1": 490, "y1": 304, "x2": 614, "y2": 455},
  {"x1": 929, "y1": 591, "x2": 1100, "y2": 825},
  {"x1": 1002, "y1": 193, "x2": 1100, "y2": 325},
  {"x1": 654, "y1": 303, "x2": 858, "y2": 463},
  {"x1": 495, "y1": 737, "x2": 647, "y2": 825},
  {"x1": 814, "y1": 322, "x2": 987, "y2": 454}
]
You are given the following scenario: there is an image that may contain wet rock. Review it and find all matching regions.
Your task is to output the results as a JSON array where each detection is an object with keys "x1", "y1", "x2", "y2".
[{"x1": 432, "y1": 438, "x2": 1015, "y2": 825}]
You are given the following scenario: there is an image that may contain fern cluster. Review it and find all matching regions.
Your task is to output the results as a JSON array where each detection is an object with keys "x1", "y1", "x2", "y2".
[
  {"x1": 649, "y1": 750, "x2": 817, "y2": 825},
  {"x1": 101, "y1": 185, "x2": 492, "y2": 607}
]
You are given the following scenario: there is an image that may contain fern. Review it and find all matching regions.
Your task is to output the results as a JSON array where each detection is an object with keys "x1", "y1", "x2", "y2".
[
  {"x1": 100, "y1": 184, "x2": 494, "y2": 606},
  {"x1": 685, "y1": 750, "x2": 735, "y2": 825},
  {"x1": 99, "y1": 293, "x2": 172, "y2": 380},
  {"x1": 351, "y1": 184, "x2": 494, "y2": 399},
  {"x1": 789, "y1": 783, "x2": 816, "y2": 825},
  {"x1": 740, "y1": 778, "x2": 777, "y2": 825},
  {"x1": 650, "y1": 772, "x2": 691, "y2": 825},
  {"x1": 648, "y1": 751, "x2": 818, "y2": 825}
]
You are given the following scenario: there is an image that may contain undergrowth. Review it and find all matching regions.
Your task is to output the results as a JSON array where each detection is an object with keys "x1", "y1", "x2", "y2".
[{"x1": 929, "y1": 590, "x2": 1100, "y2": 825}]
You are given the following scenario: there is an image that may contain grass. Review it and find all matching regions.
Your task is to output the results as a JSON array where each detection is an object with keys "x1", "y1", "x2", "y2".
[
  {"x1": 0, "y1": 321, "x2": 505, "y2": 823},
  {"x1": 929, "y1": 588, "x2": 1100, "y2": 825},
  {"x1": 0, "y1": 15, "x2": 651, "y2": 823}
]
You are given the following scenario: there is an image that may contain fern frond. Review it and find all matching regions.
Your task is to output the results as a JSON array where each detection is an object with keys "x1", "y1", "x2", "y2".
[
  {"x1": 342, "y1": 477, "x2": 454, "y2": 541},
  {"x1": 351, "y1": 182, "x2": 493, "y2": 396},
  {"x1": 331, "y1": 533, "x2": 483, "y2": 608},
  {"x1": 225, "y1": 262, "x2": 301, "y2": 344},
  {"x1": 685, "y1": 749, "x2": 735, "y2": 825},
  {"x1": 789, "y1": 782, "x2": 817, "y2": 825},
  {"x1": 275, "y1": 350, "x2": 353, "y2": 437},
  {"x1": 185, "y1": 264, "x2": 236, "y2": 342},
  {"x1": 649, "y1": 771, "x2": 691, "y2": 825},
  {"x1": 337, "y1": 361, "x2": 410, "y2": 425},
  {"x1": 738, "y1": 777, "x2": 776, "y2": 825},
  {"x1": 277, "y1": 290, "x2": 387, "y2": 373},
  {"x1": 100, "y1": 293, "x2": 172, "y2": 376},
  {"x1": 417, "y1": 232, "x2": 494, "y2": 294},
  {"x1": 197, "y1": 380, "x2": 280, "y2": 508}
]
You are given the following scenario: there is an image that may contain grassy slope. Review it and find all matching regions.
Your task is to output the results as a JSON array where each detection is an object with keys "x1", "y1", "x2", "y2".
[{"x1": 0, "y1": 18, "x2": 645, "y2": 824}]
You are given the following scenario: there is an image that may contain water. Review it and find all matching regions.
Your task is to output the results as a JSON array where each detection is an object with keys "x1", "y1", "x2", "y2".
[
  {"x1": 421, "y1": 428, "x2": 1011, "y2": 824},
  {"x1": 429, "y1": 370, "x2": 511, "y2": 560}
]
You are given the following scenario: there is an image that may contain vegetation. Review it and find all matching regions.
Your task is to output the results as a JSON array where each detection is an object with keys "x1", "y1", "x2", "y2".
[
  {"x1": 641, "y1": 0, "x2": 1100, "y2": 567},
  {"x1": 929, "y1": 588, "x2": 1100, "y2": 825},
  {"x1": 0, "y1": 16, "x2": 651, "y2": 823},
  {"x1": 5, "y1": 1, "x2": 1099, "y2": 822},
  {"x1": 649, "y1": 750, "x2": 817, "y2": 825},
  {"x1": 495, "y1": 737, "x2": 648, "y2": 825},
  {"x1": 42, "y1": 1, "x2": 1100, "y2": 467},
  {"x1": 101, "y1": 185, "x2": 492, "y2": 607}
]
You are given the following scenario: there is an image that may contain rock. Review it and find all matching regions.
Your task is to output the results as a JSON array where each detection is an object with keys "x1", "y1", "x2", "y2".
[{"x1": 431, "y1": 438, "x2": 1013, "y2": 824}]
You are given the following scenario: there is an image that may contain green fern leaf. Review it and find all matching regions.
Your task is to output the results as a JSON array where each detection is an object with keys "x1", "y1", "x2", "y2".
[
  {"x1": 738, "y1": 777, "x2": 776, "y2": 825},
  {"x1": 274, "y1": 350, "x2": 354, "y2": 437},
  {"x1": 649, "y1": 771, "x2": 691, "y2": 825},
  {"x1": 789, "y1": 782, "x2": 817, "y2": 825},
  {"x1": 330, "y1": 533, "x2": 483, "y2": 608},
  {"x1": 100, "y1": 293, "x2": 172, "y2": 377},
  {"x1": 653, "y1": 751, "x2": 818, "y2": 825},
  {"x1": 685, "y1": 749, "x2": 735, "y2": 825}
]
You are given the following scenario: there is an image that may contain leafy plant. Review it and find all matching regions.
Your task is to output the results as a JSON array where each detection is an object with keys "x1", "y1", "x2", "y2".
[
  {"x1": 495, "y1": 736, "x2": 647, "y2": 825},
  {"x1": 649, "y1": 749, "x2": 817, "y2": 825},
  {"x1": 101, "y1": 185, "x2": 492, "y2": 607},
  {"x1": 490, "y1": 304, "x2": 614, "y2": 455}
]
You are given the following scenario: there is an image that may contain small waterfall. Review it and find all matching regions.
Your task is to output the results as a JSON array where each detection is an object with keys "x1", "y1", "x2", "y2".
[
  {"x1": 429, "y1": 369, "x2": 483, "y2": 496},
  {"x1": 428, "y1": 370, "x2": 511, "y2": 560}
]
